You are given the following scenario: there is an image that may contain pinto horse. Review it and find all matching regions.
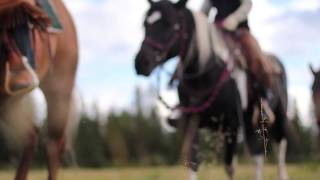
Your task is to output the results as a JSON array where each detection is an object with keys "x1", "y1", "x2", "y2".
[
  {"x1": 244, "y1": 54, "x2": 290, "y2": 180},
  {"x1": 0, "y1": 0, "x2": 78, "y2": 180},
  {"x1": 135, "y1": 0, "x2": 242, "y2": 179}
]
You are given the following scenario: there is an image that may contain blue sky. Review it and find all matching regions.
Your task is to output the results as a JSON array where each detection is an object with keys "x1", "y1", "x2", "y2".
[{"x1": 62, "y1": 0, "x2": 320, "y2": 126}]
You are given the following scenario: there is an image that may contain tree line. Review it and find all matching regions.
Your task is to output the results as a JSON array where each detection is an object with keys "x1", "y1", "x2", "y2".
[{"x1": 0, "y1": 88, "x2": 319, "y2": 168}]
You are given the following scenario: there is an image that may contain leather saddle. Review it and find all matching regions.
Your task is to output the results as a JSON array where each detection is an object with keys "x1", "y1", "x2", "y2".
[
  {"x1": 220, "y1": 29, "x2": 282, "y2": 76},
  {"x1": 0, "y1": 0, "x2": 60, "y2": 95}
]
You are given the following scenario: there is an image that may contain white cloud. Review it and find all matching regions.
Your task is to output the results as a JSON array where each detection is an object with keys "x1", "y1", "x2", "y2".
[
  {"x1": 289, "y1": 0, "x2": 320, "y2": 11},
  {"x1": 249, "y1": 0, "x2": 320, "y2": 126},
  {"x1": 65, "y1": 0, "x2": 148, "y2": 65}
]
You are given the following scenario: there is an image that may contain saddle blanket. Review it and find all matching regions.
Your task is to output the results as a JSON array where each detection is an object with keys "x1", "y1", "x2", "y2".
[{"x1": 38, "y1": 0, "x2": 62, "y2": 31}]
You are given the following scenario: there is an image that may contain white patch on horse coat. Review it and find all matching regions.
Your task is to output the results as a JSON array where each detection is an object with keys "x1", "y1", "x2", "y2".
[
  {"x1": 191, "y1": 11, "x2": 247, "y2": 110},
  {"x1": 278, "y1": 138, "x2": 288, "y2": 180},
  {"x1": 254, "y1": 155, "x2": 264, "y2": 180},
  {"x1": 0, "y1": 90, "x2": 40, "y2": 150},
  {"x1": 192, "y1": 12, "x2": 229, "y2": 67},
  {"x1": 147, "y1": 11, "x2": 162, "y2": 25},
  {"x1": 188, "y1": 169, "x2": 197, "y2": 180},
  {"x1": 191, "y1": 12, "x2": 212, "y2": 68},
  {"x1": 232, "y1": 67, "x2": 248, "y2": 110}
]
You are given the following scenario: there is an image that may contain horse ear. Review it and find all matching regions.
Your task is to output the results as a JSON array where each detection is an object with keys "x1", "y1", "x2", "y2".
[
  {"x1": 175, "y1": 0, "x2": 188, "y2": 8},
  {"x1": 310, "y1": 64, "x2": 317, "y2": 76}
]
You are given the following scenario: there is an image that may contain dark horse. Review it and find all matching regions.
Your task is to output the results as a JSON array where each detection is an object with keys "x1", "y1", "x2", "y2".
[
  {"x1": 244, "y1": 54, "x2": 289, "y2": 180},
  {"x1": 135, "y1": 0, "x2": 242, "y2": 179}
]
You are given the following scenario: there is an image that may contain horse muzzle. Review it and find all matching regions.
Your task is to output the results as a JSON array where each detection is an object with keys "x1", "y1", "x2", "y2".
[{"x1": 134, "y1": 48, "x2": 157, "y2": 76}]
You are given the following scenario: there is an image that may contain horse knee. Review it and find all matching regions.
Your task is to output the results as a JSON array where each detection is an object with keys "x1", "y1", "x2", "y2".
[
  {"x1": 48, "y1": 124, "x2": 65, "y2": 139},
  {"x1": 46, "y1": 135, "x2": 66, "y2": 155},
  {"x1": 47, "y1": 126, "x2": 66, "y2": 153}
]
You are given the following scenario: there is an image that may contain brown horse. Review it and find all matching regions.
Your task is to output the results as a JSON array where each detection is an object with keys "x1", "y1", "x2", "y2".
[
  {"x1": 310, "y1": 65, "x2": 320, "y2": 129},
  {"x1": 0, "y1": 0, "x2": 78, "y2": 180}
]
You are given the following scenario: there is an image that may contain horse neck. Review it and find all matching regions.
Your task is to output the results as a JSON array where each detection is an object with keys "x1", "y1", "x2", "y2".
[{"x1": 181, "y1": 10, "x2": 223, "y2": 75}]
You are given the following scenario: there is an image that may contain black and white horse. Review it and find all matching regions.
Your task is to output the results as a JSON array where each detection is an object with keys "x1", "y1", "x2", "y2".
[
  {"x1": 244, "y1": 54, "x2": 289, "y2": 180},
  {"x1": 135, "y1": 0, "x2": 241, "y2": 179},
  {"x1": 135, "y1": 0, "x2": 289, "y2": 180}
]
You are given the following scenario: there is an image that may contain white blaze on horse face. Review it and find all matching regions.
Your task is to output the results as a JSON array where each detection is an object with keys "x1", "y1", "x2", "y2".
[{"x1": 147, "y1": 11, "x2": 162, "y2": 25}]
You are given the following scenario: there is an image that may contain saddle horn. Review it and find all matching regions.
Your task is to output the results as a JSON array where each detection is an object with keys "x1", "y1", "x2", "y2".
[
  {"x1": 175, "y1": 0, "x2": 188, "y2": 8},
  {"x1": 309, "y1": 64, "x2": 317, "y2": 76}
]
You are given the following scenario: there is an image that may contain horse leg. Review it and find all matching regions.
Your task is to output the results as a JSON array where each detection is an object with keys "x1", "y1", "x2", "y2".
[
  {"x1": 254, "y1": 154, "x2": 264, "y2": 180},
  {"x1": 224, "y1": 133, "x2": 237, "y2": 180},
  {"x1": 64, "y1": 90, "x2": 81, "y2": 167},
  {"x1": 15, "y1": 128, "x2": 38, "y2": 180},
  {"x1": 187, "y1": 133, "x2": 199, "y2": 180},
  {"x1": 40, "y1": 22, "x2": 77, "y2": 180},
  {"x1": 46, "y1": 134, "x2": 65, "y2": 180},
  {"x1": 42, "y1": 87, "x2": 74, "y2": 180},
  {"x1": 180, "y1": 116, "x2": 199, "y2": 180},
  {"x1": 278, "y1": 138, "x2": 288, "y2": 180},
  {"x1": 40, "y1": 62, "x2": 76, "y2": 180}
]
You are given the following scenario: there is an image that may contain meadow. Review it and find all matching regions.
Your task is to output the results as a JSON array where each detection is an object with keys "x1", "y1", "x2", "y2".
[{"x1": 0, "y1": 164, "x2": 319, "y2": 180}]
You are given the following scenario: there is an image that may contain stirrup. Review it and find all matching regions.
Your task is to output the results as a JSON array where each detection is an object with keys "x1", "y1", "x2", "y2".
[{"x1": 4, "y1": 57, "x2": 39, "y2": 95}]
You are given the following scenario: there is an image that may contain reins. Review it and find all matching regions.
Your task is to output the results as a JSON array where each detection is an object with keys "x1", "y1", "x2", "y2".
[
  {"x1": 156, "y1": 65, "x2": 230, "y2": 114},
  {"x1": 150, "y1": 10, "x2": 231, "y2": 114}
]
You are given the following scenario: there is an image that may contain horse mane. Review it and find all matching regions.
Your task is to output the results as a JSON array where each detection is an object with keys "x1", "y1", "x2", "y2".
[{"x1": 0, "y1": 0, "x2": 50, "y2": 30}]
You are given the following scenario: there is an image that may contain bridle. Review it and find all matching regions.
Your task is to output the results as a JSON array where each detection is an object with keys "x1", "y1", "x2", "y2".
[
  {"x1": 142, "y1": 11, "x2": 189, "y2": 64},
  {"x1": 142, "y1": 8, "x2": 232, "y2": 114}
]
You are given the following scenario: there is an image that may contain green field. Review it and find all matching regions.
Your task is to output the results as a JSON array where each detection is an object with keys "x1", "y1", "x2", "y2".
[{"x1": 0, "y1": 164, "x2": 319, "y2": 180}]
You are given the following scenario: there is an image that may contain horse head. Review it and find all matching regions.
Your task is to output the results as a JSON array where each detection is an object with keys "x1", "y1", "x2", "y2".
[
  {"x1": 310, "y1": 64, "x2": 320, "y2": 128},
  {"x1": 135, "y1": 0, "x2": 188, "y2": 76}
]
